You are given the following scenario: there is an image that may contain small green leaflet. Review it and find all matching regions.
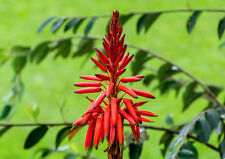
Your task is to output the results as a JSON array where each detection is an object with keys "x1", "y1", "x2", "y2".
[
  {"x1": 84, "y1": 17, "x2": 97, "y2": 36},
  {"x1": 119, "y1": 14, "x2": 133, "y2": 25},
  {"x1": 137, "y1": 13, "x2": 161, "y2": 34},
  {"x1": 187, "y1": 11, "x2": 202, "y2": 34},
  {"x1": 0, "y1": 105, "x2": 12, "y2": 120},
  {"x1": 219, "y1": 140, "x2": 225, "y2": 159},
  {"x1": 51, "y1": 18, "x2": 66, "y2": 33},
  {"x1": 157, "y1": 63, "x2": 181, "y2": 81},
  {"x1": 37, "y1": 16, "x2": 56, "y2": 33},
  {"x1": 24, "y1": 126, "x2": 48, "y2": 149},
  {"x1": 73, "y1": 18, "x2": 85, "y2": 33},
  {"x1": 218, "y1": 17, "x2": 225, "y2": 39},
  {"x1": 205, "y1": 110, "x2": 220, "y2": 130},
  {"x1": 0, "y1": 126, "x2": 12, "y2": 138},
  {"x1": 64, "y1": 18, "x2": 79, "y2": 32},
  {"x1": 54, "y1": 38, "x2": 72, "y2": 58},
  {"x1": 129, "y1": 143, "x2": 143, "y2": 159},
  {"x1": 13, "y1": 56, "x2": 27, "y2": 73},
  {"x1": 159, "y1": 132, "x2": 174, "y2": 156},
  {"x1": 178, "y1": 142, "x2": 198, "y2": 159},
  {"x1": 55, "y1": 126, "x2": 72, "y2": 149}
]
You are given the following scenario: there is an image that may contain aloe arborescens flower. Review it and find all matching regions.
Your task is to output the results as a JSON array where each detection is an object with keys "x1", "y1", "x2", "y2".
[{"x1": 73, "y1": 9, "x2": 157, "y2": 158}]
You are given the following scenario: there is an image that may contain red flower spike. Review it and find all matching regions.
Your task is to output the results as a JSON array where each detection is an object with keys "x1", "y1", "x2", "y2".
[
  {"x1": 91, "y1": 57, "x2": 107, "y2": 73},
  {"x1": 74, "y1": 82, "x2": 101, "y2": 87},
  {"x1": 75, "y1": 87, "x2": 101, "y2": 94},
  {"x1": 73, "y1": 10, "x2": 157, "y2": 156}
]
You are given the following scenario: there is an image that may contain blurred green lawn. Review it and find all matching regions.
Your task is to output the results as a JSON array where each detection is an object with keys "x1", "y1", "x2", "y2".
[{"x1": 0, "y1": 0, "x2": 225, "y2": 158}]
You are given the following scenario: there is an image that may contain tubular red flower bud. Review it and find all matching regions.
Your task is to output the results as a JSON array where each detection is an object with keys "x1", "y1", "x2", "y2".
[
  {"x1": 116, "y1": 113, "x2": 124, "y2": 145},
  {"x1": 80, "y1": 75, "x2": 103, "y2": 81},
  {"x1": 136, "y1": 110, "x2": 158, "y2": 117},
  {"x1": 73, "y1": 118, "x2": 83, "y2": 126},
  {"x1": 119, "y1": 54, "x2": 134, "y2": 70},
  {"x1": 91, "y1": 57, "x2": 107, "y2": 72},
  {"x1": 119, "y1": 85, "x2": 137, "y2": 98},
  {"x1": 104, "y1": 106, "x2": 110, "y2": 137},
  {"x1": 82, "y1": 113, "x2": 92, "y2": 125},
  {"x1": 133, "y1": 75, "x2": 144, "y2": 79},
  {"x1": 110, "y1": 122, "x2": 115, "y2": 144},
  {"x1": 111, "y1": 97, "x2": 117, "y2": 127},
  {"x1": 134, "y1": 101, "x2": 148, "y2": 107},
  {"x1": 106, "y1": 82, "x2": 114, "y2": 97},
  {"x1": 91, "y1": 91, "x2": 106, "y2": 109},
  {"x1": 74, "y1": 82, "x2": 102, "y2": 87},
  {"x1": 95, "y1": 74, "x2": 110, "y2": 80},
  {"x1": 115, "y1": 69, "x2": 126, "y2": 77},
  {"x1": 119, "y1": 109, "x2": 136, "y2": 125},
  {"x1": 123, "y1": 98, "x2": 139, "y2": 123},
  {"x1": 93, "y1": 115, "x2": 103, "y2": 148},
  {"x1": 120, "y1": 77, "x2": 141, "y2": 83},
  {"x1": 75, "y1": 87, "x2": 101, "y2": 94},
  {"x1": 132, "y1": 89, "x2": 155, "y2": 99},
  {"x1": 96, "y1": 49, "x2": 109, "y2": 65},
  {"x1": 85, "y1": 119, "x2": 96, "y2": 150},
  {"x1": 138, "y1": 116, "x2": 152, "y2": 122}
]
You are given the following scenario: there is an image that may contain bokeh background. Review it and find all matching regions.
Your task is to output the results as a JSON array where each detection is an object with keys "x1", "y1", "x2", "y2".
[{"x1": 0, "y1": 0, "x2": 225, "y2": 158}]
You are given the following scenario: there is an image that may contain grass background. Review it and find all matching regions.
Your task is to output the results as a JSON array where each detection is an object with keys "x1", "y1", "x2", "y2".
[{"x1": 0, "y1": 0, "x2": 225, "y2": 158}]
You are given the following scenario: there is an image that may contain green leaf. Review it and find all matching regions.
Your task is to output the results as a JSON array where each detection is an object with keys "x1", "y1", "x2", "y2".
[
  {"x1": 84, "y1": 17, "x2": 97, "y2": 36},
  {"x1": 137, "y1": 14, "x2": 148, "y2": 34},
  {"x1": 207, "y1": 85, "x2": 223, "y2": 97},
  {"x1": 0, "y1": 105, "x2": 12, "y2": 120},
  {"x1": 178, "y1": 142, "x2": 198, "y2": 159},
  {"x1": 159, "y1": 79, "x2": 182, "y2": 95},
  {"x1": 159, "y1": 132, "x2": 174, "y2": 156},
  {"x1": 13, "y1": 56, "x2": 27, "y2": 73},
  {"x1": 165, "y1": 114, "x2": 174, "y2": 126},
  {"x1": 119, "y1": 14, "x2": 133, "y2": 25},
  {"x1": 219, "y1": 140, "x2": 225, "y2": 159},
  {"x1": 194, "y1": 119, "x2": 211, "y2": 143},
  {"x1": 131, "y1": 50, "x2": 154, "y2": 75},
  {"x1": 11, "y1": 46, "x2": 30, "y2": 56},
  {"x1": 158, "y1": 63, "x2": 181, "y2": 81},
  {"x1": 73, "y1": 39, "x2": 94, "y2": 57},
  {"x1": 56, "y1": 126, "x2": 72, "y2": 149},
  {"x1": 143, "y1": 74, "x2": 155, "y2": 86},
  {"x1": 182, "y1": 82, "x2": 203, "y2": 111},
  {"x1": 187, "y1": 11, "x2": 201, "y2": 34},
  {"x1": 24, "y1": 126, "x2": 48, "y2": 149},
  {"x1": 205, "y1": 110, "x2": 220, "y2": 130},
  {"x1": 64, "y1": 153, "x2": 79, "y2": 159},
  {"x1": 218, "y1": 17, "x2": 225, "y2": 39},
  {"x1": 30, "y1": 41, "x2": 50, "y2": 64},
  {"x1": 51, "y1": 18, "x2": 66, "y2": 33},
  {"x1": 64, "y1": 18, "x2": 79, "y2": 32},
  {"x1": 55, "y1": 39, "x2": 72, "y2": 58},
  {"x1": 37, "y1": 16, "x2": 56, "y2": 33},
  {"x1": 144, "y1": 13, "x2": 161, "y2": 32},
  {"x1": 129, "y1": 143, "x2": 143, "y2": 159},
  {"x1": 73, "y1": 18, "x2": 85, "y2": 33},
  {"x1": 0, "y1": 126, "x2": 12, "y2": 138},
  {"x1": 137, "y1": 13, "x2": 160, "y2": 34}
]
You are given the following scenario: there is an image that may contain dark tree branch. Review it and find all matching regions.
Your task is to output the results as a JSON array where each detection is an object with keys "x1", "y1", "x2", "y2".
[{"x1": 0, "y1": 122, "x2": 218, "y2": 151}]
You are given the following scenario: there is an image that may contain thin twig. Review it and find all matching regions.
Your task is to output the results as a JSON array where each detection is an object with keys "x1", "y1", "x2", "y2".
[
  {"x1": 0, "y1": 122, "x2": 218, "y2": 151},
  {"x1": 62, "y1": 9, "x2": 225, "y2": 19}
]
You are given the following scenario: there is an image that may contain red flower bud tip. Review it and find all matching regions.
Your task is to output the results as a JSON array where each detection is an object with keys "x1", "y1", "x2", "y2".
[
  {"x1": 75, "y1": 87, "x2": 102, "y2": 94},
  {"x1": 90, "y1": 91, "x2": 106, "y2": 109},
  {"x1": 95, "y1": 74, "x2": 110, "y2": 80},
  {"x1": 91, "y1": 57, "x2": 107, "y2": 73},
  {"x1": 119, "y1": 85, "x2": 138, "y2": 98},
  {"x1": 115, "y1": 69, "x2": 126, "y2": 77},
  {"x1": 73, "y1": 118, "x2": 83, "y2": 126},
  {"x1": 123, "y1": 98, "x2": 139, "y2": 123},
  {"x1": 74, "y1": 82, "x2": 101, "y2": 87},
  {"x1": 132, "y1": 89, "x2": 155, "y2": 99},
  {"x1": 136, "y1": 110, "x2": 158, "y2": 117},
  {"x1": 80, "y1": 75, "x2": 103, "y2": 81},
  {"x1": 134, "y1": 101, "x2": 148, "y2": 107},
  {"x1": 96, "y1": 49, "x2": 109, "y2": 65},
  {"x1": 119, "y1": 109, "x2": 136, "y2": 125},
  {"x1": 82, "y1": 113, "x2": 92, "y2": 125},
  {"x1": 138, "y1": 116, "x2": 152, "y2": 122}
]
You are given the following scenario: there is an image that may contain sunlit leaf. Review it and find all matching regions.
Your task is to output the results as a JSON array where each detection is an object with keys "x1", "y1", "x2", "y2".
[
  {"x1": 24, "y1": 126, "x2": 48, "y2": 149},
  {"x1": 187, "y1": 11, "x2": 201, "y2": 34},
  {"x1": 178, "y1": 142, "x2": 198, "y2": 159},
  {"x1": 51, "y1": 18, "x2": 66, "y2": 33},
  {"x1": 37, "y1": 16, "x2": 56, "y2": 33},
  {"x1": 218, "y1": 17, "x2": 225, "y2": 39},
  {"x1": 84, "y1": 17, "x2": 97, "y2": 36}
]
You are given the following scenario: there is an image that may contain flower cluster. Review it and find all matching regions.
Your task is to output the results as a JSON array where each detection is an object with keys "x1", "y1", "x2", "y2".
[{"x1": 73, "y1": 10, "x2": 157, "y2": 151}]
